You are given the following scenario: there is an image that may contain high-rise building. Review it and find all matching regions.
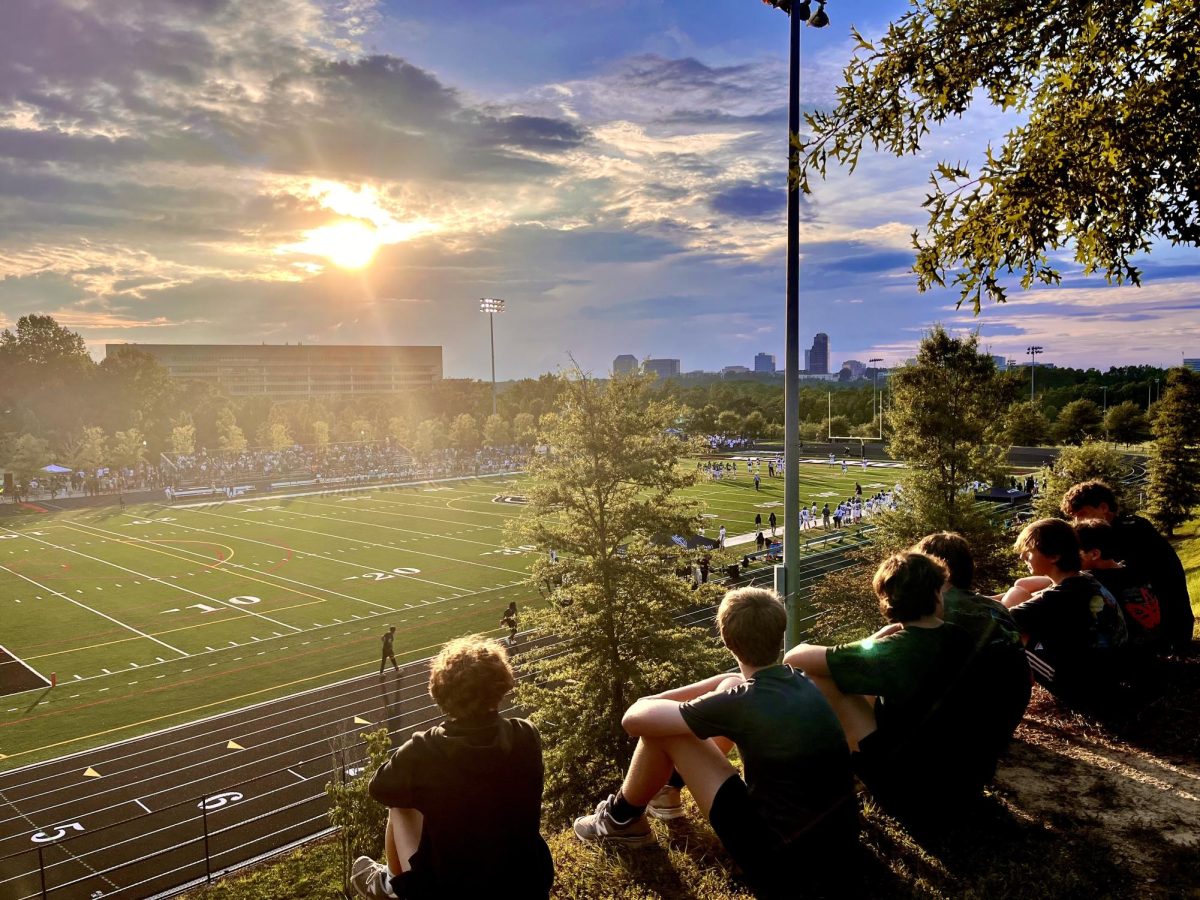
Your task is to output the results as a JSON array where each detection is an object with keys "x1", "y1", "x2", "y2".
[
  {"x1": 841, "y1": 359, "x2": 866, "y2": 379},
  {"x1": 990, "y1": 354, "x2": 1008, "y2": 371},
  {"x1": 643, "y1": 358, "x2": 681, "y2": 379},
  {"x1": 808, "y1": 333, "x2": 829, "y2": 375},
  {"x1": 106, "y1": 343, "x2": 441, "y2": 399},
  {"x1": 1184, "y1": 358, "x2": 1200, "y2": 372},
  {"x1": 754, "y1": 352, "x2": 776, "y2": 374},
  {"x1": 612, "y1": 354, "x2": 639, "y2": 375}
]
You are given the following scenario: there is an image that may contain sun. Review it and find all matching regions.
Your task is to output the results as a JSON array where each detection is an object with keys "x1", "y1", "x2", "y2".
[{"x1": 300, "y1": 220, "x2": 382, "y2": 269}]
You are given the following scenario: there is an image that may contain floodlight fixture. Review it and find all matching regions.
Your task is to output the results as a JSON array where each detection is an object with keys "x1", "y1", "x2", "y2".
[
  {"x1": 809, "y1": 1, "x2": 829, "y2": 28},
  {"x1": 480, "y1": 298, "x2": 506, "y2": 415},
  {"x1": 1026, "y1": 345, "x2": 1044, "y2": 401}
]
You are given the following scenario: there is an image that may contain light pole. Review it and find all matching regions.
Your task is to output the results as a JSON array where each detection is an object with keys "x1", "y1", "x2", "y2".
[
  {"x1": 479, "y1": 298, "x2": 505, "y2": 416},
  {"x1": 764, "y1": 0, "x2": 828, "y2": 648},
  {"x1": 1026, "y1": 345, "x2": 1043, "y2": 402},
  {"x1": 869, "y1": 357, "x2": 883, "y2": 438}
]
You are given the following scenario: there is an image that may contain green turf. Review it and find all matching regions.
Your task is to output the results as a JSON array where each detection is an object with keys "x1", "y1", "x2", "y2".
[{"x1": 0, "y1": 461, "x2": 897, "y2": 769}]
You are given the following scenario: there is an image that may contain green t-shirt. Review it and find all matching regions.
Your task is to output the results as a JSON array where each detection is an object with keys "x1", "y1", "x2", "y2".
[
  {"x1": 679, "y1": 665, "x2": 853, "y2": 844},
  {"x1": 826, "y1": 623, "x2": 977, "y2": 743}
]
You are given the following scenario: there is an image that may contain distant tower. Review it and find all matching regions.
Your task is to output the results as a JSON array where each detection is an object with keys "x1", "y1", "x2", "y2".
[
  {"x1": 612, "y1": 354, "x2": 638, "y2": 376},
  {"x1": 643, "y1": 358, "x2": 681, "y2": 379},
  {"x1": 808, "y1": 333, "x2": 829, "y2": 375},
  {"x1": 754, "y1": 352, "x2": 776, "y2": 374}
]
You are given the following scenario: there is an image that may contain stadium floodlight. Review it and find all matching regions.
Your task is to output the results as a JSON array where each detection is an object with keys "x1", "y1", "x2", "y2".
[
  {"x1": 869, "y1": 357, "x2": 883, "y2": 438},
  {"x1": 480, "y1": 298, "x2": 506, "y2": 415},
  {"x1": 809, "y1": 1, "x2": 829, "y2": 27},
  {"x1": 1026, "y1": 345, "x2": 1044, "y2": 401}
]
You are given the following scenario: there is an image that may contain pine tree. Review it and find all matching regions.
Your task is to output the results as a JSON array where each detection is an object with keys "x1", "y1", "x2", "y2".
[
  {"x1": 1146, "y1": 368, "x2": 1200, "y2": 536},
  {"x1": 513, "y1": 371, "x2": 725, "y2": 823},
  {"x1": 884, "y1": 326, "x2": 1011, "y2": 530}
]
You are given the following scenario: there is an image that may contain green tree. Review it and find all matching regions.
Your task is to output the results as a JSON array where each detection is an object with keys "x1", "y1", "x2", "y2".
[
  {"x1": 1033, "y1": 441, "x2": 1136, "y2": 519},
  {"x1": 110, "y1": 429, "x2": 146, "y2": 469},
  {"x1": 1103, "y1": 401, "x2": 1148, "y2": 445},
  {"x1": 312, "y1": 420, "x2": 331, "y2": 450},
  {"x1": 1003, "y1": 401, "x2": 1050, "y2": 446},
  {"x1": 448, "y1": 413, "x2": 480, "y2": 453},
  {"x1": 216, "y1": 408, "x2": 247, "y2": 453},
  {"x1": 741, "y1": 410, "x2": 767, "y2": 441},
  {"x1": 4, "y1": 433, "x2": 51, "y2": 486},
  {"x1": 716, "y1": 409, "x2": 741, "y2": 437},
  {"x1": 513, "y1": 372, "x2": 725, "y2": 823},
  {"x1": 511, "y1": 412, "x2": 537, "y2": 446},
  {"x1": 796, "y1": 0, "x2": 1200, "y2": 312},
  {"x1": 324, "y1": 728, "x2": 393, "y2": 859},
  {"x1": 413, "y1": 418, "x2": 447, "y2": 459},
  {"x1": 884, "y1": 327, "x2": 1008, "y2": 529},
  {"x1": 264, "y1": 421, "x2": 292, "y2": 452},
  {"x1": 482, "y1": 413, "x2": 511, "y2": 449},
  {"x1": 170, "y1": 424, "x2": 196, "y2": 456},
  {"x1": 1054, "y1": 398, "x2": 1104, "y2": 445},
  {"x1": 1145, "y1": 367, "x2": 1200, "y2": 536},
  {"x1": 66, "y1": 426, "x2": 108, "y2": 473}
]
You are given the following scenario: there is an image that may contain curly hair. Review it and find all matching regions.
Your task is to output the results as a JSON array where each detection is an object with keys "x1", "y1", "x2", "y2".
[
  {"x1": 871, "y1": 552, "x2": 948, "y2": 623},
  {"x1": 1060, "y1": 480, "x2": 1119, "y2": 517},
  {"x1": 428, "y1": 636, "x2": 514, "y2": 720}
]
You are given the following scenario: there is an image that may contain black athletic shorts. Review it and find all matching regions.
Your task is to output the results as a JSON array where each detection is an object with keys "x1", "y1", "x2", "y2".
[{"x1": 710, "y1": 775, "x2": 857, "y2": 898}]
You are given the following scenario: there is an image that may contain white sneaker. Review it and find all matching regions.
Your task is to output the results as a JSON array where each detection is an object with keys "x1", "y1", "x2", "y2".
[
  {"x1": 573, "y1": 794, "x2": 656, "y2": 848},
  {"x1": 647, "y1": 785, "x2": 685, "y2": 820},
  {"x1": 350, "y1": 856, "x2": 396, "y2": 899}
]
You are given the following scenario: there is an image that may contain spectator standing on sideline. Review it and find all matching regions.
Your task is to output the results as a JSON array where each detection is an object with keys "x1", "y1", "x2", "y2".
[
  {"x1": 501, "y1": 602, "x2": 519, "y2": 646},
  {"x1": 380, "y1": 626, "x2": 399, "y2": 675},
  {"x1": 768, "y1": 511, "x2": 777, "y2": 537},
  {"x1": 1060, "y1": 481, "x2": 1193, "y2": 652},
  {"x1": 353, "y1": 637, "x2": 553, "y2": 899}
]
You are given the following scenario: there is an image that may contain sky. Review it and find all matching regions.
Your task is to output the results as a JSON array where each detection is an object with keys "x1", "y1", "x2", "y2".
[{"x1": 2, "y1": 0, "x2": 1198, "y2": 380}]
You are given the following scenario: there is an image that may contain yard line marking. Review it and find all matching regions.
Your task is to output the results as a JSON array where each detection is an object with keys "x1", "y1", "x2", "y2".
[
  {"x1": 55, "y1": 523, "x2": 303, "y2": 635},
  {"x1": 133, "y1": 798, "x2": 151, "y2": 813},
  {"x1": 0, "y1": 560, "x2": 188, "y2": 658},
  {"x1": 177, "y1": 504, "x2": 524, "y2": 579},
  {"x1": 287, "y1": 768, "x2": 305, "y2": 781}
]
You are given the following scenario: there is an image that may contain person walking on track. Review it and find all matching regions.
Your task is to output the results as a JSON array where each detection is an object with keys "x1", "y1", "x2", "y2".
[{"x1": 380, "y1": 626, "x2": 400, "y2": 675}]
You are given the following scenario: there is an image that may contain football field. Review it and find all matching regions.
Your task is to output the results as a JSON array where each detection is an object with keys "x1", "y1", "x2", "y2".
[{"x1": 0, "y1": 461, "x2": 895, "y2": 769}]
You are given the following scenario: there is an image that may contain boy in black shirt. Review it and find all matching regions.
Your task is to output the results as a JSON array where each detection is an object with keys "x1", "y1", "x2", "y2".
[
  {"x1": 1061, "y1": 480, "x2": 1193, "y2": 652},
  {"x1": 1007, "y1": 518, "x2": 1129, "y2": 710},
  {"x1": 573, "y1": 588, "x2": 856, "y2": 898},
  {"x1": 353, "y1": 636, "x2": 553, "y2": 899},
  {"x1": 1074, "y1": 518, "x2": 1163, "y2": 649}
]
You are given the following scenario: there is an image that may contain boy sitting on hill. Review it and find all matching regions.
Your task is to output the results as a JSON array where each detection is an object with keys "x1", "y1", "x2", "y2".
[
  {"x1": 352, "y1": 636, "x2": 553, "y2": 899},
  {"x1": 573, "y1": 587, "x2": 857, "y2": 899},
  {"x1": 1006, "y1": 518, "x2": 1129, "y2": 710},
  {"x1": 785, "y1": 551, "x2": 1000, "y2": 821}
]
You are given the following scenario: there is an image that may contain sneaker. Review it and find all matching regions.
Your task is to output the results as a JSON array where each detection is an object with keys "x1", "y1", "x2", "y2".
[
  {"x1": 350, "y1": 856, "x2": 396, "y2": 899},
  {"x1": 573, "y1": 794, "x2": 655, "y2": 848},
  {"x1": 647, "y1": 785, "x2": 685, "y2": 820}
]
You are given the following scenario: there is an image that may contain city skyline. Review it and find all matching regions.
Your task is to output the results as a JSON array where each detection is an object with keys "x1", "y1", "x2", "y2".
[{"x1": 3, "y1": 0, "x2": 1199, "y2": 379}]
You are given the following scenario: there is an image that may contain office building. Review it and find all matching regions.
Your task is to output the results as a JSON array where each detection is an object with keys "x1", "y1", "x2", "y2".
[
  {"x1": 722, "y1": 365, "x2": 751, "y2": 375},
  {"x1": 754, "y1": 352, "x2": 776, "y2": 374},
  {"x1": 612, "y1": 354, "x2": 639, "y2": 375},
  {"x1": 1184, "y1": 358, "x2": 1200, "y2": 372},
  {"x1": 107, "y1": 343, "x2": 442, "y2": 399},
  {"x1": 807, "y1": 333, "x2": 829, "y2": 375},
  {"x1": 643, "y1": 358, "x2": 681, "y2": 379},
  {"x1": 841, "y1": 359, "x2": 866, "y2": 379}
]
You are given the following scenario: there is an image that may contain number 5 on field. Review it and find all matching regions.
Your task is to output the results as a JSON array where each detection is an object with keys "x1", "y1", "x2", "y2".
[{"x1": 31, "y1": 821, "x2": 84, "y2": 843}]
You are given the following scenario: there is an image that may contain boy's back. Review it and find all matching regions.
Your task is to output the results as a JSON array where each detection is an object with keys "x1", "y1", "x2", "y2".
[
  {"x1": 369, "y1": 714, "x2": 553, "y2": 897},
  {"x1": 679, "y1": 665, "x2": 856, "y2": 846}
]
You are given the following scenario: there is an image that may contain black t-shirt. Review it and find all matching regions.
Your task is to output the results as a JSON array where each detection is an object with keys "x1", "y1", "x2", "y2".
[
  {"x1": 369, "y1": 714, "x2": 553, "y2": 897},
  {"x1": 1112, "y1": 514, "x2": 1193, "y2": 650},
  {"x1": 1089, "y1": 566, "x2": 1163, "y2": 648},
  {"x1": 382, "y1": 632, "x2": 395, "y2": 653},
  {"x1": 679, "y1": 665, "x2": 853, "y2": 845},
  {"x1": 1010, "y1": 573, "x2": 1129, "y2": 698}
]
